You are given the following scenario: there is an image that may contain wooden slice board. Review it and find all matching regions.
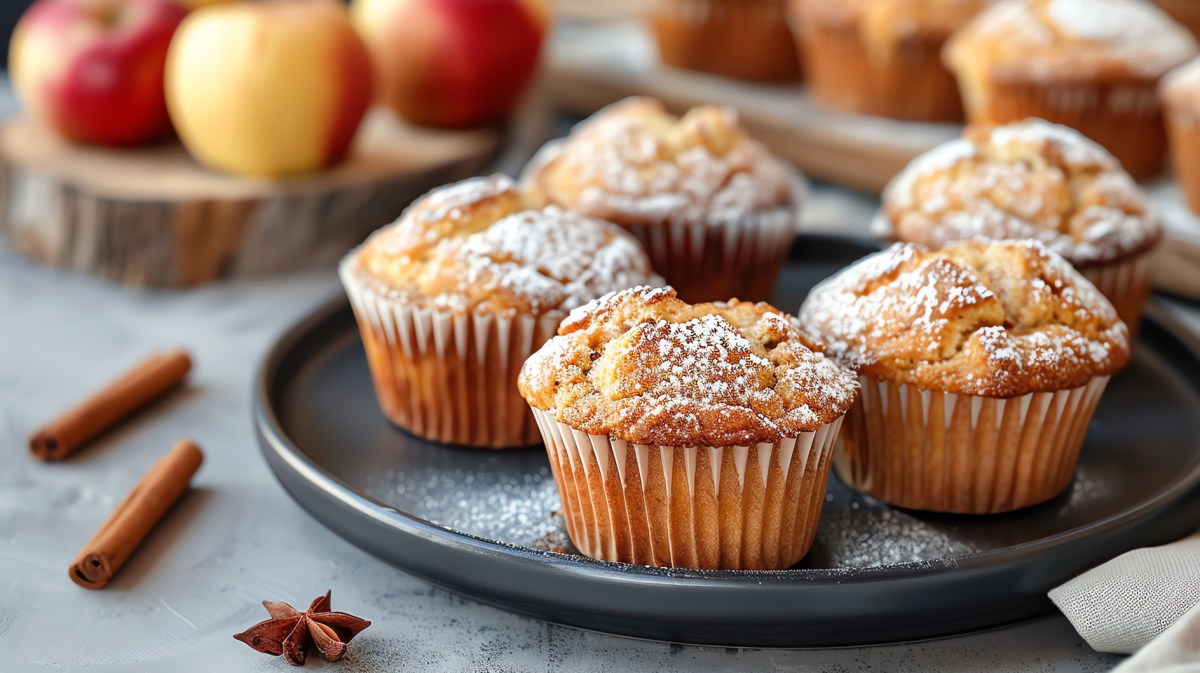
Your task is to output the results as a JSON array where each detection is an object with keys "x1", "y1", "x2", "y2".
[
  {"x1": 0, "y1": 109, "x2": 499, "y2": 287},
  {"x1": 544, "y1": 20, "x2": 960, "y2": 193}
]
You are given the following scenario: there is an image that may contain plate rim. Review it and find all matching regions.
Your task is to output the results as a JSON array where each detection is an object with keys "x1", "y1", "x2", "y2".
[{"x1": 254, "y1": 233, "x2": 1200, "y2": 586}]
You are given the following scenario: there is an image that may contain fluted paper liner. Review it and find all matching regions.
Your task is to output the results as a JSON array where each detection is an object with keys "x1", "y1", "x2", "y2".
[
  {"x1": 964, "y1": 80, "x2": 1166, "y2": 178},
  {"x1": 648, "y1": 0, "x2": 800, "y2": 83},
  {"x1": 798, "y1": 20, "x2": 964, "y2": 121},
  {"x1": 835, "y1": 375, "x2": 1110, "y2": 514},
  {"x1": 1165, "y1": 111, "x2": 1200, "y2": 215},
  {"x1": 1080, "y1": 248, "x2": 1155, "y2": 342},
  {"x1": 341, "y1": 262, "x2": 561, "y2": 449},
  {"x1": 625, "y1": 205, "x2": 797, "y2": 304},
  {"x1": 531, "y1": 408, "x2": 843, "y2": 569}
]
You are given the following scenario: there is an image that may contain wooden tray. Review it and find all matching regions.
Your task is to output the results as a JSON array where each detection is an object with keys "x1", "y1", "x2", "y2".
[
  {"x1": 545, "y1": 20, "x2": 1200, "y2": 299},
  {"x1": 544, "y1": 20, "x2": 959, "y2": 193},
  {"x1": 0, "y1": 110, "x2": 499, "y2": 287}
]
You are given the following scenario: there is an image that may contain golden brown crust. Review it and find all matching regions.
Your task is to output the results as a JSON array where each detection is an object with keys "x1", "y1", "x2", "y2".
[
  {"x1": 518, "y1": 286, "x2": 858, "y2": 447},
  {"x1": 878, "y1": 119, "x2": 1162, "y2": 266},
  {"x1": 520, "y1": 97, "x2": 803, "y2": 231},
  {"x1": 799, "y1": 240, "x2": 1130, "y2": 397},
  {"x1": 794, "y1": 0, "x2": 995, "y2": 42},
  {"x1": 343, "y1": 175, "x2": 660, "y2": 316},
  {"x1": 944, "y1": 0, "x2": 1197, "y2": 85}
]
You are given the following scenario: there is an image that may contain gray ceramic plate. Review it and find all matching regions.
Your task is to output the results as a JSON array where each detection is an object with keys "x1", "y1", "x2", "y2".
[{"x1": 255, "y1": 234, "x2": 1200, "y2": 647}]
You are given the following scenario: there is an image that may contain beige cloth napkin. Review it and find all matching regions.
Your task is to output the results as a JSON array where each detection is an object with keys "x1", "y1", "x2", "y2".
[
  {"x1": 1049, "y1": 529, "x2": 1200, "y2": 659},
  {"x1": 1111, "y1": 601, "x2": 1200, "y2": 673}
]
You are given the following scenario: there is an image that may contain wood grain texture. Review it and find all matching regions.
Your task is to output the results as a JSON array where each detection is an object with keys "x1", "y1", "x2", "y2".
[{"x1": 0, "y1": 110, "x2": 499, "y2": 287}]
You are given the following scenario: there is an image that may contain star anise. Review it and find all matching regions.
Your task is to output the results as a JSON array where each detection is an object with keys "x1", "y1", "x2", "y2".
[{"x1": 233, "y1": 590, "x2": 371, "y2": 666}]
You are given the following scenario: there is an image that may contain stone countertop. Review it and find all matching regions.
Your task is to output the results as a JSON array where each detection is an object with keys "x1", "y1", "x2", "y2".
[{"x1": 8, "y1": 183, "x2": 1198, "y2": 671}]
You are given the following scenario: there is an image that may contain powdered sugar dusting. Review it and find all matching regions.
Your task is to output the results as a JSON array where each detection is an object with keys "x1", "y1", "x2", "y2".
[
  {"x1": 952, "y1": 0, "x2": 1197, "y2": 79},
  {"x1": 883, "y1": 120, "x2": 1160, "y2": 266},
  {"x1": 521, "y1": 286, "x2": 858, "y2": 446},
  {"x1": 526, "y1": 98, "x2": 803, "y2": 228},
  {"x1": 799, "y1": 240, "x2": 1129, "y2": 397},
  {"x1": 353, "y1": 176, "x2": 660, "y2": 316}
]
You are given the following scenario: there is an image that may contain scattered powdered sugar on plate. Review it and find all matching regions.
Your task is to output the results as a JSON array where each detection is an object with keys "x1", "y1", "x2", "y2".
[
  {"x1": 363, "y1": 460, "x2": 986, "y2": 569},
  {"x1": 810, "y1": 481, "x2": 977, "y2": 568},
  {"x1": 366, "y1": 463, "x2": 563, "y2": 546}
]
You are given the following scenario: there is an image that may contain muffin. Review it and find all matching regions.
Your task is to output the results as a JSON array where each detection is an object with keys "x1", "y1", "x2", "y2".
[
  {"x1": 800, "y1": 240, "x2": 1130, "y2": 514},
  {"x1": 877, "y1": 119, "x2": 1161, "y2": 338},
  {"x1": 1155, "y1": 0, "x2": 1200, "y2": 42},
  {"x1": 340, "y1": 174, "x2": 660, "y2": 449},
  {"x1": 944, "y1": 0, "x2": 1197, "y2": 179},
  {"x1": 522, "y1": 97, "x2": 805, "y2": 304},
  {"x1": 519, "y1": 285, "x2": 857, "y2": 569},
  {"x1": 788, "y1": 0, "x2": 994, "y2": 121},
  {"x1": 648, "y1": 0, "x2": 800, "y2": 82},
  {"x1": 1161, "y1": 58, "x2": 1200, "y2": 215}
]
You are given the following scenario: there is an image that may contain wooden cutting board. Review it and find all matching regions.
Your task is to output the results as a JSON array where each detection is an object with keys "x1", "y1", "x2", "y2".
[{"x1": 0, "y1": 109, "x2": 500, "y2": 287}]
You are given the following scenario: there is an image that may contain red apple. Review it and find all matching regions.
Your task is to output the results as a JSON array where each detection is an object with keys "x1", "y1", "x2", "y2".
[
  {"x1": 9, "y1": 0, "x2": 189, "y2": 146},
  {"x1": 351, "y1": 0, "x2": 548, "y2": 128}
]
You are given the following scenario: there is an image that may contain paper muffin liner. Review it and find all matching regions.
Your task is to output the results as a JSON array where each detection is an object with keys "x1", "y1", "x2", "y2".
[
  {"x1": 623, "y1": 202, "x2": 799, "y2": 304},
  {"x1": 795, "y1": 19, "x2": 963, "y2": 121},
  {"x1": 967, "y1": 79, "x2": 1166, "y2": 178},
  {"x1": 1164, "y1": 110, "x2": 1200, "y2": 216},
  {"x1": 835, "y1": 375, "x2": 1109, "y2": 514},
  {"x1": 1079, "y1": 248, "x2": 1156, "y2": 343},
  {"x1": 648, "y1": 0, "x2": 800, "y2": 82},
  {"x1": 341, "y1": 262, "x2": 561, "y2": 449},
  {"x1": 531, "y1": 408, "x2": 844, "y2": 569}
]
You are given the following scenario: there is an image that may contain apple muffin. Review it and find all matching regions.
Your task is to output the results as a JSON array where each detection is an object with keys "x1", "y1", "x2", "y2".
[
  {"x1": 800, "y1": 239, "x2": 1130, "y2": 514},
  {"x1": 521, "y1": 97, "x2": 805, "y2": 304},
  {"x1": 876, "y1": 119, "x2": 1161, "y2": 337},
  {"x1": 519, "y1": 285, "x2": 857, "y2": 569},
  {"x1": 340, "y1": 174, "x2": 659, "y2": 449},
  {"x1": 787, "y1": 0, "x2": 995, "y2": 121},
  {"x1": 943, "y1": 0, "x2": 1197, "y2": 178}
]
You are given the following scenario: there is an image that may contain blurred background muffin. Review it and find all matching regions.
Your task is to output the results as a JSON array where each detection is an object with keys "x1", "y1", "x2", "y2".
[
  {"x1": 648, "y1": 0, "x2": 800, "y2": 82},
  {"x1": 340, "y1": 174, "x2": 659, "y2": 449},
  {"x1": 800, "y1": 239, "x2": 1129, "y2": 514},
  {"x1": 788, "y1": 0, "x2": 995, "y2": 121},
  {"x1": 522, "y1": 97, "x2": 805, "y2": 304},
  {"x1": 1161, "y1": 57, "x2": 1200, "y2": 215},
  {"x1": 876, "y1": 118, "x2": 1162, "y2": 337},
  {"x1": 944, "y1": 0, "x2": 1197, "y2": 179}
]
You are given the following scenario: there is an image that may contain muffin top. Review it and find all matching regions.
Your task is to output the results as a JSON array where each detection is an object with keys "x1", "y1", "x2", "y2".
[
  {"x1": 799, "y1": 240, "x2": 1130, "y2": 397},
  {"x1": 944, "y1": 0, "x2": 1197, "y2": 83},
  {"x1": 521, "y1": 97, "x2": 803, "y2": 229},
  {"x1": 878, "y1": 119, "x2": 1161, "y2": 266},
  {"x1": 795, "y1": 0, "x2": 995, "y2": 41},
  {"x1": 1160, "y1": 57, "x2": 1200, "y2": 110},
  {"x1": 518, "y1": 286, "x2": 858, "y2": 446},
  {"x1": 343, "y1": 174, "x2": 659, "y2": 315}
]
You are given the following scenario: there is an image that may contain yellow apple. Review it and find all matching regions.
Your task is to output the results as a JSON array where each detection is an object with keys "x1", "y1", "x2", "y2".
[{"x1": 165, "y1": 0, "x2": 373, "y2": 176}]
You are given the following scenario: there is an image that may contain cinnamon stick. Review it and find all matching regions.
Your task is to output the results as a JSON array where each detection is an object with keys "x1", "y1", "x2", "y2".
[
  {"x1": 69, "y1": 439, "x2": 204, "y2": 590},
  {"x1": 29, "y1": 350, "x2": 192, "y2": 461}
]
